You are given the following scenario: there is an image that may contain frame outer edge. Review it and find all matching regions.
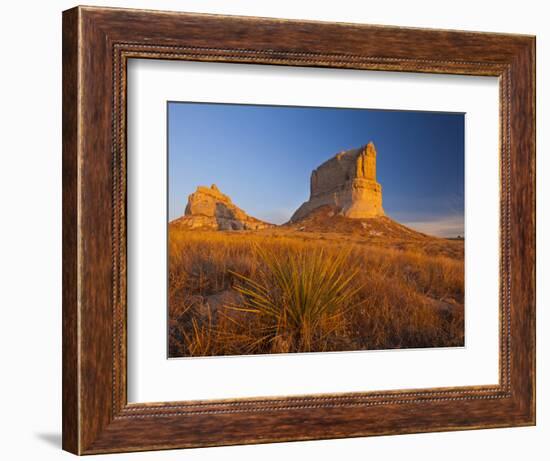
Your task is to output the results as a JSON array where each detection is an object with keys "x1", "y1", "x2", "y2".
[
  {"x1": 63, "y1": 6, "x2": 536, "y2": 454},
  {"x1": 528, "y1": 36, "x2": 536, "y2": 425},
  {"x1": 504, "y1": 37, "x2": 536, "y2": 424},
  {"x1": 532, "y1": 36, "x2": 537, "y2": 425},
  {"x1": 62, "y1": 6, "x2": 81, "y2": 455}
]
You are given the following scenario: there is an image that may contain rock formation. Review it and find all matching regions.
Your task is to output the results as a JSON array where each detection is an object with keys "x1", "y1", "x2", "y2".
[
  {"x1": 290, "y1": 142, "x2": 384, "y2": 222},
  {"x1": 171, "y1": 184, "x2": 273, "y2": 231}
]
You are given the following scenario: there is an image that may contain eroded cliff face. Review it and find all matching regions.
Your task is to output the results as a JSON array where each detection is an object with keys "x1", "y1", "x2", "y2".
[
  {"x1": 172, "y1": 184, "x2": 273, "y2": 231},
  {"x1": 290, "y1": 142, "x2": 384, "y2": 222}
]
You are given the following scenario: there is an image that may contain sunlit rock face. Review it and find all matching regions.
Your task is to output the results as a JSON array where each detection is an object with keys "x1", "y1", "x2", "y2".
[
  {"x1": 290, "y1": 142, "x2": 384, "y2": 222},
  {"x1": 172, "y1": 184, "x2": 273, "y2": 231}
]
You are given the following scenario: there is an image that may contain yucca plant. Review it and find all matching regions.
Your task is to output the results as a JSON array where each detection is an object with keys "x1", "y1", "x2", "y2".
[{"x1": 227, "y1": 245, "x2": 362, "y2": 352}]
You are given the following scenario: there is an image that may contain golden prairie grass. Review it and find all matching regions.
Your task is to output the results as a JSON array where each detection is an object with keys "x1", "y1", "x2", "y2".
[{"x1": 168, "y1": 229, "x2": 464, "y2": 357}]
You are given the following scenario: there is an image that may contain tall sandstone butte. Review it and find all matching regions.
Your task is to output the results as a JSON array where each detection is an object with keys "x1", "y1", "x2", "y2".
[
  {"x1": 291, "y1": 142, "x2": 385, "y2": 222},
  {"x1": 172, "y1": 184, "x2": 272, "y2": 231}
]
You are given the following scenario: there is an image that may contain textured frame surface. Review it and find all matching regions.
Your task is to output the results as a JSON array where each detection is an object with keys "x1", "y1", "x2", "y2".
[{"x1": 62, "y1": 6, "x2": 535, "y2": 455}]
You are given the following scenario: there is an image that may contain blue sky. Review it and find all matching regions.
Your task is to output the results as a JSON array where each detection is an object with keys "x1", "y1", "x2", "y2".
[{"x1": 168, "y1": 102, "x2": 464, "y2": 237}]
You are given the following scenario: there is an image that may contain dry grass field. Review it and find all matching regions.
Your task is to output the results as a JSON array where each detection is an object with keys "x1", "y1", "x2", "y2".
[{"x1": 168, "y1": 220, "x2": 464, "y2": 357}]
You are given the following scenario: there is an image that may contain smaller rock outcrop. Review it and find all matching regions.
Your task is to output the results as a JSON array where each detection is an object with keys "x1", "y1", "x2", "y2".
[{"x1": 171, "y1": 184, "x2": 272, "y2": 231}]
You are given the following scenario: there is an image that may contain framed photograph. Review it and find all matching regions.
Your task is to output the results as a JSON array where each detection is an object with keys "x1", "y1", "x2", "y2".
[{"x1": 62, "y1": 6, "x2": 535, "y2": 454}]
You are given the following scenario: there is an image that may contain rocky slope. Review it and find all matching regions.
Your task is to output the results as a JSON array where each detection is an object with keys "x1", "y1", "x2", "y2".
[
  {"x1": 280, "y1": 205, "x2": 463, "y2": 260},
  {"x1": 286, "y1": 205, "x2": 424, "y2": 239},
  {"x1": 170, "y1": 184, "x2": 273, "y2": 231}
]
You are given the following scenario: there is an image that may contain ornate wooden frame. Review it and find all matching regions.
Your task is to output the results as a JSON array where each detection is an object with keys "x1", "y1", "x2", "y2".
[{"x1": 62, "y1": 5, "x2": 536, "y2": 455}]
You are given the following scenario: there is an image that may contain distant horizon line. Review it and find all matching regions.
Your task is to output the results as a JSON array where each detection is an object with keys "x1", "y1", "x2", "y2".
[{"x1": 169, "y1": 196, "x2": 464, "y2": 239}]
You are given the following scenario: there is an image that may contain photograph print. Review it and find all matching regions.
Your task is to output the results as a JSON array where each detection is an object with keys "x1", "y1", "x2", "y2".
[{"x1": 167, "y1": 102, "x2": 465, "y2": 358}]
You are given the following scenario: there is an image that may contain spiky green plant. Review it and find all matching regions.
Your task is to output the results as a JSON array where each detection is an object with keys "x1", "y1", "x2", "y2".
[{"x1": 227, "y1": 245, "x2": 362, "y2": 352}]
